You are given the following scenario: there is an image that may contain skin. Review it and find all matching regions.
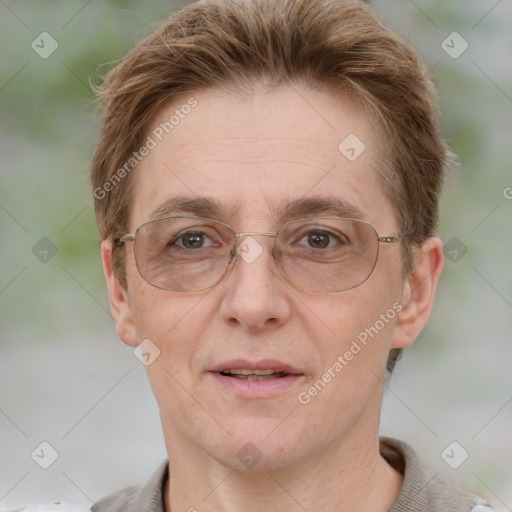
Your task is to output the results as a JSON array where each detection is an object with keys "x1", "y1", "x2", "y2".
[{"x1": 101, "y1": 86, "x2": 444, "y2": 511}]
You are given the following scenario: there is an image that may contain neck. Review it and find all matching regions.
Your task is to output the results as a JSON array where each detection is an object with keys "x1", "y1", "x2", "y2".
[{"x1": 163, "y1": 430, "x2": 403, "y2": 512}]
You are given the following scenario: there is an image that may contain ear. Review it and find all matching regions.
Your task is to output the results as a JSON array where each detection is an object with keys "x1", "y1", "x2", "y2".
[
  {"x1": 390, "y1": 237, "x2": 444, "y2": 349},
  {"x1": 101, "y1": 239, "x2": 139, "y2": 347}
]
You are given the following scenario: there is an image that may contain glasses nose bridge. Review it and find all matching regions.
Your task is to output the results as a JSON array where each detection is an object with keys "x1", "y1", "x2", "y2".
[
  {"x1": 235, "y1": 231, "x2": 277, "y2": 240},
  {"x1": 231, "y1": 231, "x2": 279, "y2": 264},
  {"x1": 234, "y1": 231, "x2": 278, "y2": 252}
]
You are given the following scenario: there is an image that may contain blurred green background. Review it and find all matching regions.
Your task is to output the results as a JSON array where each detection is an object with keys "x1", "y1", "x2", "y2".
[{"x1": 1, "y1": 0, "x2": 511, "y2": 508}]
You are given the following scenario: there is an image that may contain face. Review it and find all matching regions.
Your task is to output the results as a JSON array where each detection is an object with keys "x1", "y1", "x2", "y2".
[{"x1": 103, "y1": 86, "x2": 440, "y2": 471}]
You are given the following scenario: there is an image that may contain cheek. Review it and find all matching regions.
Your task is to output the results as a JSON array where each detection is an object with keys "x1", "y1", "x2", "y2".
[
  {"x1": 292, "y1": 293, "x2": 401, "y2": 443},
  {"x1": 129, "y1": 286, "x2": 208, "y2": 369},
  {"x1": 133, "y1": 292, "x2": 208, "y2": 425},
  {"x1": 124, "y1": 249, "x2": 186, "y2": 339},
  {"x1": 316, "y1": 271, "x2": 403, "y2": 373}
]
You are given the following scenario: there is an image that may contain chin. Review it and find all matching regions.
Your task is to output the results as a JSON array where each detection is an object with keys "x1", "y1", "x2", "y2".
[
  {"x1": 215, "y1": 442, "x2": 306, "y2": 473},
  {"x1": 207, "y1": 417, "x2": 312, "y2": 472}
]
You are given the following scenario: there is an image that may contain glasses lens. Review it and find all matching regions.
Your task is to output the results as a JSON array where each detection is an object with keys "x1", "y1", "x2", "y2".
[
  {"x1": 277, "y1": 217, "x2": 379, "y2": 292},
  {"x1": 133, "y1": 217, "x2": 234, "y2": 292}
]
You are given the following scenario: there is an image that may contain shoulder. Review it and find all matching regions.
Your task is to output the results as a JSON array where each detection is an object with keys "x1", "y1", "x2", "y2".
[
  {"x1": 380, "y1": 437, "x2": 500, "y2": 512},
  {"x1": 91, "y1": 460, "x2": 168, "y2": 512},
  {"x1": 425, "y1": 474, "x2": 499, "y2": 512},
  {"x1": 2, "y1": 503, "x2": 91, "y2": 512},
  {"x1": 2, "y1": 486, "x2": 140, "y2": 512},
  {"x1": 90, "y1": 485, "x2": 139, "y2": 512},
  {"x1": 4, "y1": 461, "x2": 167, "y2": 512}
]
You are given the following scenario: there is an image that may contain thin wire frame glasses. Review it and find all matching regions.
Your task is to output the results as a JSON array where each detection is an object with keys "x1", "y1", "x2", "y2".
[{"x1": 117, "y1": 216, "x2": 405, "y2": 293}]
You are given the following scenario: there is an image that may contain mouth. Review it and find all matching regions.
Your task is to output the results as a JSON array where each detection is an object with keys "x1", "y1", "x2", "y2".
[
  {"x1": 209, "y1": 359, "x2": 304, "y2": 397},
  {"x1": 219, "y1": 369, "x2": 291, "y2": 381}
]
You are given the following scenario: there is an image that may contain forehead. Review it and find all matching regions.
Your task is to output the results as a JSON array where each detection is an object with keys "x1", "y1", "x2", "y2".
[{"x1": 130, "y1": 86, "x2": 396, "y2": 232}]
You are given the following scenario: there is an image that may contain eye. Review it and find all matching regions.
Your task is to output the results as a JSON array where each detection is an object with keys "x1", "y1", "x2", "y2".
[
  {"x1": 171, "y1": 230, "x2": 218, "y2": 250},
  {"x1": 298, "y1": 229, "x2": 346, "y2": 250},
  {"x1": 304, "y1": 230, "x2": 334, "y2": 249}
]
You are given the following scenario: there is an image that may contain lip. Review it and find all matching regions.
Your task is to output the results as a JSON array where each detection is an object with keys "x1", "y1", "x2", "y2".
[
  {"x1": 208, "y1": 359, "x2": 305, "y2": 399},
  {"x1": 209, "y1": 359, "x2": 303, "y2": 374},
  {"x1": 209, "y1": 372, "x2": 304, "y2": 398}
]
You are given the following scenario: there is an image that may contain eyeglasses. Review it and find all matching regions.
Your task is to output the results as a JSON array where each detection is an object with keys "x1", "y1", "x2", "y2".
[{"x1": 117, "y1": 216, "x2": 405, "y2": 293}]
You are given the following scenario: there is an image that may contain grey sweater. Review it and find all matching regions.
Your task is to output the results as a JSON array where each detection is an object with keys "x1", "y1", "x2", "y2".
[
  {"x1": 88, "y1": 437, "x2": 495, "y2": 512},
  {"x1": 8, "y1": 438, "x2": 497, "y2": 511}
]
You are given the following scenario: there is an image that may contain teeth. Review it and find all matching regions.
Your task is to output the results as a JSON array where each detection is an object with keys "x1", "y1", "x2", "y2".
[
  {"x1": 232, "y1": 374, "x2": 280, "y2": 381},
  {"x1": 253, "y1": 369, "x2": 276, "y2": 375},
  {"x1": 224, "y1": 369, "x2": 277, "y2": 376},
  {"x1": 220, "y1": 369, "x2": 287, "y2": 380}
]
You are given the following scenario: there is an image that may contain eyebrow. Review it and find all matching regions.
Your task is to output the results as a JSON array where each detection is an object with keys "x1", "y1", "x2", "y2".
[
  {"x1": 147, "y1": 194, "x2": 366, "y2": 224},
  {"x1": 149, "y1": 196, "x2": 241, "y2": 221}
]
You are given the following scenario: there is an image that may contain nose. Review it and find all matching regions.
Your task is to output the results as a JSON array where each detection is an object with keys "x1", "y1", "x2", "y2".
[{"x1": 218, "y1": 234, "x2": 292, "y2": 332}]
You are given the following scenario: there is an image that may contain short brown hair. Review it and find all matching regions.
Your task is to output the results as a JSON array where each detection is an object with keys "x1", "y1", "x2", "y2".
[{"x1": 90, "y1": 0, "x2": 453, "y2": 373}]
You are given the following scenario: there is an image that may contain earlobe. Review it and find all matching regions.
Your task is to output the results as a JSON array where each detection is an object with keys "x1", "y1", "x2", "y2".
[
  {"x1": 390, "y1": 237, "x2": 444, "y2": 349},
  {"x1": 101, "y1": 239, "x2": 139, "y2": 347}
]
